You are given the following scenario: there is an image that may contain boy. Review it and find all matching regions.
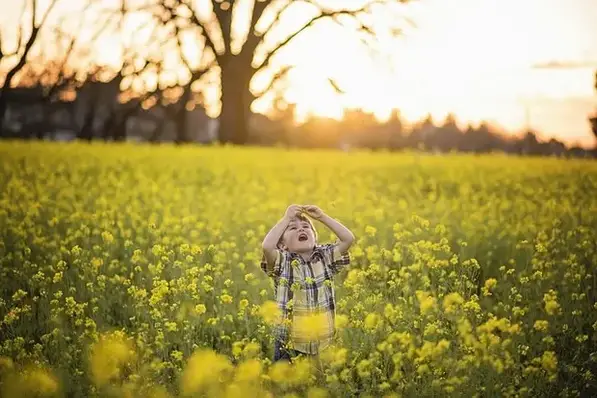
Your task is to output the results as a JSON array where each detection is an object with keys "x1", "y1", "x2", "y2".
[{"x1": 261, "y1": 204, "x2": 355, "y2": 362}]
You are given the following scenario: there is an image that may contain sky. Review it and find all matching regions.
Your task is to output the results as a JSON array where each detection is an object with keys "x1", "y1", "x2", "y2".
[
  {"x1": 259, "y1": 0, "x2": 597, "y2": 148},
  {"x1": 1, "y1": 0, "x2": 597, "y2": 148}
]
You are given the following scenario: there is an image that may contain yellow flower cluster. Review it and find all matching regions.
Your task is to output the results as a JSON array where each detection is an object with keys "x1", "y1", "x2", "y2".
[{"x1": 0, "y1": 141, "x2": 596, "y2": 397}]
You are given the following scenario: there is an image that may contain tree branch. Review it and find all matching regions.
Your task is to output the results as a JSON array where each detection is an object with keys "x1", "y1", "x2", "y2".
[
  {"x1": 43, "y1": 31, "x2": 78, "y2": 101},
  {"x1": 250, "y1": 0, "x2": 274, "y2": 33},
  {"x1": 43, "y1": 0, "x2": 100, "y2": 101},
  {"x1": 327, "y1": 77, "x2": 346, "y2": 94},
  {"x1": 242, "y1": 0, "x2": 274, "y2": 56},
  {"x1": 1, "y1": 0, "x2": 60, "y2": 95},
  {"x1": 256, "y1": 0, "x2": 292, "y2": 38},
  {"x1": 244, "y1": 0, "x2": 291, "y2": 59},
  {"x1": 253, "y1": 0, "x2": 381, "y2": 72},
  {"x1": 212, "y1": 0, "x2": 232, "y2": 55},
  {"x1": 172, "y1": 21, "x2": 216, "y2": 98},
  {"x1": 15, "y1": 1, "x2": 27, "y2": 54},
  {"x1": 171, "y1": 0, "x2": 222, "y2": 63},
  {"x1": 252, "y1": 64, "x2": 293, "y2": 99}
]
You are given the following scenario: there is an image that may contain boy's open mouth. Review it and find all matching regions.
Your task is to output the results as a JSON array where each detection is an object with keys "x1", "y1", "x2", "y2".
[{"x1": 298, "y1": 232, "x2": 308, "y2": 242}]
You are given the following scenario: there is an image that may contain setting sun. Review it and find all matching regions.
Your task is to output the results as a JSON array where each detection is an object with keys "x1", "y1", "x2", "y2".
[{"x1": 249, "y1": 0, "x2": 597, "y2": 146}]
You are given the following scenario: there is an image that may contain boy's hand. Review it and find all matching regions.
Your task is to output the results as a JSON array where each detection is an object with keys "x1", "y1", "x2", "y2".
[
  {"x1": 284, "y1": 204, "x2": 303, "y2": 220},
  {"x1": 303, "y1": 205, "x2": 325, "y2": 219}
]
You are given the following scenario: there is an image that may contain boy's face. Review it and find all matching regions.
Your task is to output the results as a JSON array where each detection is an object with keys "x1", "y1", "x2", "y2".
[{"x1": 280, "y1": 217, "x2": 316, "y2": 252}]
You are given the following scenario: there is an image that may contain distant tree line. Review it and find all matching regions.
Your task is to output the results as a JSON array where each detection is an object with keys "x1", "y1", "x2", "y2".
[
  {"x1": 249, "y1": 105, "x2": 596, "y2": 158},
  {"x1": 3, "y1": 77, "x2": 595, "y2": 159},
  {"x1": 0, "y1": 1, "x2": 595, "y2": 158}
]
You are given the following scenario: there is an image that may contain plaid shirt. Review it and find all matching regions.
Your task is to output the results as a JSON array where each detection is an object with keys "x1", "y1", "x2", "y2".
[{"x1": 260, "y1": 243, "x2": 351, "y2": 354}]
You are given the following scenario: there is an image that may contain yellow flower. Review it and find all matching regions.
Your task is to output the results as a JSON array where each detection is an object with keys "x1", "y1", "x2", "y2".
[
  {"x1": 269, "y1": 361, "x2": 292, "y2": 384},
  {"x1": 293, "y1": 312, "x2": 329, "y2": 341},
  {"x1": 307, "y1": 386, "x2": 329, "y2": 398},
  {"x1": 259, "y1": 301, "x2": 281, "y2": 325},
  {"x1": 165, "y1": 321, "x2": 178, "y2": 332},
  {"x1": 416, "y1": 291, "x2": 436, "y2": 314},
  {"x1": 232, "y1": 341, "x2": 244, "y2": 358},
  {"x1": 101, "y1": 231, "x2": 114, "y2": 244},
  {"x1": 357, "y1": 359, "x2": 372, "y2": 378},
  {"x1": 442, "y1": 292, "x2": 464, "y2": 314},
  {"x1": 171, "y1": 350, "x2": 184, "y2": 362},
  {"x1": 235, "y1": 359, "x2": 262, "y2": 382},
  {"x1": 482, "y1": 278, "x2": 497, "y2": 296},
  {"x1": 181, "y1": 349, "x2": 233, "y2": 395},
  {"x1": 220, "y1": 294, "x2": 233, "y2": 304},
  {"x1": 334, "y1": 314, "x2": 348, "y2": 329},
  {"x1": 146, "y1": 386, "x2": 172, "y2": 398},
  {"x1": 0, "y1": 357, "x2": 14, "y2": 373},
  {"x1": 541, "y1": 351, "x2": 558, "y2": 373},
  {"x1": 365, "y1": 225, "x2": 377, "y2": 237},
  {"x1": 320, "y1": 346, "x2": 348, "y2": 369},
  {"x1": 543, "y1": 290, "x2": 561, "y2": 315},
  {"x1": 194, "y1": 304, "x2": 207, "y2": 315},
  {"x1": 89, "y1": 332, "x2": 136, "y2": 387},
  {"x1": 242, "y1": 342, "x2": 261, "y2": 358},
  {"x1": 1, "y1": 367, "x2": 59, "y2": 397},
  {"x1": 533, "y1": 320, "x2": 549, "y2": 332},
  {"x1": 364, "y1": 313, "x2": 382, "y2": 331}
]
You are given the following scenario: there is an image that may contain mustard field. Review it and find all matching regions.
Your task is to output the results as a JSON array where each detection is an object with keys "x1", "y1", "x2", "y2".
[{"x1": 1, "y1": 141, "x2": 597, "y2": 398}]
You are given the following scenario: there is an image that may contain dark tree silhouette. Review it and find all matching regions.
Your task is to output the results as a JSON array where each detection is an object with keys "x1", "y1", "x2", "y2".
[
  {"x1": 146, "y1": 0, "x2": 413, "y2": 145},
  {"x1": 0, "y1": 0, "x2": 60, "y2": 133},
  {"x1": 428, "y1": 113, "x2": 463, "y2": 152},
  {"x1": 386, "y1": 109, "x2": 405, "y2": 149},
  {"x1": 590, "y1": 70, "x2": 597, "y2": 148}
]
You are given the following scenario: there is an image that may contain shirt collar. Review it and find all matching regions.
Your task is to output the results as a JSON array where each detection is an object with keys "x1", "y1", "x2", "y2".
[{"x1": 287, "y1": 244, "x2": 323, "y2": 259}]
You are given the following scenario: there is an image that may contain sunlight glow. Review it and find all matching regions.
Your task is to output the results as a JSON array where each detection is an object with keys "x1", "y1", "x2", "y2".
[
  {"x1": 253, "y1": 0, "x2": 597, "y2": 146},
  {"x1": 1, "y1": 0, "x2": 596, "y2": 146}
]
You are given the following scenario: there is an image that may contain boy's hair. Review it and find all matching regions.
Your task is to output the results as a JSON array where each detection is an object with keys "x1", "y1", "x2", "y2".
[{"x1": 277, "y1": 213, "x2": 318, "y2": 248}]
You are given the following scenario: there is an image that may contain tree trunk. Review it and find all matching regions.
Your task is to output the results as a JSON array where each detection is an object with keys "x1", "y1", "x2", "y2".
[
  {"x1": 174, "y1": 89, "x2": 191, "y2": 144},
  {"x1": 113, "y1": 126, "x2": 126, "y2": 142},
  {"x1": 0, "y1": 97, "x2": 8, "y2": 137},
  {"x1": 77, "y1": 109, "x2": 95, "y2": 141},
  {"x1": 174, "y1": 110, "x2": 189, "y2": 144},
  {"x1": 218, "y1": 62, "x2": 253, "y2": 145}
]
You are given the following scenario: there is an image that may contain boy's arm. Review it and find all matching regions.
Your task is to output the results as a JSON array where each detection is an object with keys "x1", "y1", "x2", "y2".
[
  {"x1": 304, "y1": 205, "x2": 355, "y2": 253},
  {"x1": 318, "y1": 214, "x2": 355, "y2": 253},
  {"x1": 261, "y1": 217, "x2": 289, "y2": 267},
  {"x1": 261, "y1": 204, "x2": 301, "y2": 267}
]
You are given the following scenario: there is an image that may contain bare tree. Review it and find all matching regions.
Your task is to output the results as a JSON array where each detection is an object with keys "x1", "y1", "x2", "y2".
[
  {"x1": 60, "y1": 7, "x2": 177, "y2": 142},
  {"x1": 10, "y1": 8, "x2": 108, "y2": 139},
  {"x1": 139, "y1": 0, "x2": 414, "y2": 144},
  {"x1": 0, "y1": 0, "x2": 61, "y2": 133}
]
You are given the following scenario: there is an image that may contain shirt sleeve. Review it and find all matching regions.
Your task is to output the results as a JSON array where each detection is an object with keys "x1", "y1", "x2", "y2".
[
  {"x1": 321, "y1": 243, "x2": 351, "y2": 276},
  {"x1": 260, "y1": 249, "x2": 285, "y2": 277}
]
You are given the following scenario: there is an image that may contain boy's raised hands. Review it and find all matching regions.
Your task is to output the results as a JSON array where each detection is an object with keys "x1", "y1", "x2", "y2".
[
  {"x1": 302, "y1": 205, "x2": 325, "y2": 220},
  {"x1": 284, "y1": 204, "x2": 303, "y2": 220},
  {"x1": 284, "y1": 204, "x2": 326, "y2": 220}
]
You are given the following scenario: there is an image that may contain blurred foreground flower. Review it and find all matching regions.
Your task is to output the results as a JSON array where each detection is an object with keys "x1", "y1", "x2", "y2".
[
  {"x1": 293, "y1": 312, "x2": 329, "y2": 341},
  {"x1": 1, "y1": 365, "x2": 60, "y2": 397},
  {"x1": 181, "y1": 349, "x2": 233, "y2": 396},
  {"x1": 259, "y1": 300, "x2": 281, "y2": 325},
  {"x1": 89, "y1": 332, "x2": 136, "y2": 387}
]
